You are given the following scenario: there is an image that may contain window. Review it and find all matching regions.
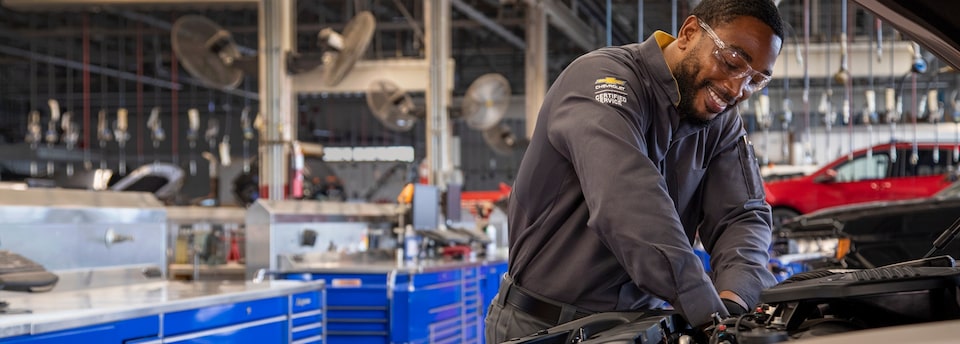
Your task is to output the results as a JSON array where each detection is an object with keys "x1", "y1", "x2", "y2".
[
  {"x1": 888, "y1": 148, "x2": 953, "y2": 177},
  {"x1": 834, "y1": 153, "x2": 890, "y2": 182}
]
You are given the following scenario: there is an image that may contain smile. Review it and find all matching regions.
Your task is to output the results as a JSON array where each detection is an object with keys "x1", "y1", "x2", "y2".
[{"x1": 707, "y1": 88, "x2": 728, "y2": 113}]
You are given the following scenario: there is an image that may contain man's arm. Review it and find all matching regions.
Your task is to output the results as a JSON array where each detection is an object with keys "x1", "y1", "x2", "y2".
[{"x1": 699, "y1": 122, "x2": 779, "y2": 310}]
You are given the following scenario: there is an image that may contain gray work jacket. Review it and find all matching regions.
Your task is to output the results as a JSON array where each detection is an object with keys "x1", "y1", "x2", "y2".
[{"x1": 507, "y1": 31, "x2": 777, "y2": 327}]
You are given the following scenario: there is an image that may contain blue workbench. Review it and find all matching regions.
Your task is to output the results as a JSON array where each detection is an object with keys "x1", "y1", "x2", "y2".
[{"x1": 0, "y1": 279, "x2": 325, "y2": 343}]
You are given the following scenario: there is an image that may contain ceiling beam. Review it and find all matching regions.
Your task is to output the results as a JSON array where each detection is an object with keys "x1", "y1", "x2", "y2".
[
  {"x1": 450, "y1": 0, "x2": 525, "y2": 50},
  {"x1": 524, "y1": 0, "x2": 600, "y2": 51}
]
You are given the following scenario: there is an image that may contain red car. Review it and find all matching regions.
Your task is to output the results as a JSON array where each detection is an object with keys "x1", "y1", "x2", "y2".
[{"x1": 765, "y1": 141, "x2": 958, "y2": 226}]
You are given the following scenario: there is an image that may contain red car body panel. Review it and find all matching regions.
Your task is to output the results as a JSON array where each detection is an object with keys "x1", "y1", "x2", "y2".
[{"x1": 765, "y1": 142, "x2": 956, "y2": 215}]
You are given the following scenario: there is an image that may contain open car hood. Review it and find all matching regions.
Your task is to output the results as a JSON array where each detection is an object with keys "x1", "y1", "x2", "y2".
[{"x1": 853, "y1": 0, "x2": 960, "y2": 70}]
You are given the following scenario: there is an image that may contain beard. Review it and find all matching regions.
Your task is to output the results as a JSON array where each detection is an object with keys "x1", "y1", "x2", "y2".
[{"x1": 674, "y1": 52, "x2": 717, "y2": 126}]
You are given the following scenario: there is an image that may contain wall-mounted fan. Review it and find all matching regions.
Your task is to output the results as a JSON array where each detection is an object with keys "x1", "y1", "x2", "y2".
[
  {"x1": 364, "y1": 73, "x2": 523, "y2": 155},
  {"x1": 482, "y1": 123, "x2": 522, "y2": 156},
  {"x1": 461, "y1": 73, "x2": 511, "y2": 131},
  {"x1": 461, "y1": 73, "x2": 524, "y2": 156},
  {"x1": 171, "y1": 11, "x2": 376, "y2": 90},
  {"x1": 365, "y1": 79, "x2": 421, "y2": 132}
]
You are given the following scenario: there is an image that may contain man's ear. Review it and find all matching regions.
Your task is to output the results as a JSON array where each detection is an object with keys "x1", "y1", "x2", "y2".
[{"x1": 675, "y1": 15, "x2": 701, "y2": 50}]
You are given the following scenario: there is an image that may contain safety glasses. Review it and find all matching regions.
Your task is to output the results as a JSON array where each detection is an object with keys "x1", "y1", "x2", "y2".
[{"x1": 697, "y1": 18, "x2": 772, "y2": 92}]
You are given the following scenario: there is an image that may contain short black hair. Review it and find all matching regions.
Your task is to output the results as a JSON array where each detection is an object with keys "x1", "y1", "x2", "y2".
[{"x1": 690, "y1": 0, "x2": 784, "y2": 40}]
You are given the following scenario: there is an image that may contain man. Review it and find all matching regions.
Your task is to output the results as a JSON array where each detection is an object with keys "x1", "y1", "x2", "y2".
[{"x1": 484, "y1": 0, "x2": 783, "y2": 342}]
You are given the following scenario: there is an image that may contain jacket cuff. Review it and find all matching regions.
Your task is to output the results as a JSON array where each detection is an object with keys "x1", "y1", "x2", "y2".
[{"x1": 674, "y1": 281, "x2": 726, "y2": 327}]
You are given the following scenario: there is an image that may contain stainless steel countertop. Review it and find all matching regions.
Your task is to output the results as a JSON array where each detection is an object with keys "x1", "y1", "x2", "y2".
[{"x1": 0, "y1": 279, "x2": 324, "y2": 339}]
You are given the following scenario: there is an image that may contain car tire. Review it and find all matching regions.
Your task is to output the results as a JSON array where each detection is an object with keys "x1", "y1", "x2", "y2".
[{"x1": 772, "y1": 208, "x2": 800, "y2": 228}]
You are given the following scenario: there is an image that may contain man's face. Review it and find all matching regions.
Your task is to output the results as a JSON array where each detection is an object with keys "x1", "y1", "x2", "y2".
[{"x1": 675, "y1": 16, "x2": 782, "y2": 124}]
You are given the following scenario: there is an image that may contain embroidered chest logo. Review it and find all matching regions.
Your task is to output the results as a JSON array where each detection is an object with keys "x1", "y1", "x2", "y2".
[{"x1": 594, "y1": 77, "x2": 628, "y2": 106}]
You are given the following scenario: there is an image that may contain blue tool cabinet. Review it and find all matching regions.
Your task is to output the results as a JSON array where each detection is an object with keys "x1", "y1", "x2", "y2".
[{"x1": 283, "y1": 259, "x2": 507, "y2": 344}]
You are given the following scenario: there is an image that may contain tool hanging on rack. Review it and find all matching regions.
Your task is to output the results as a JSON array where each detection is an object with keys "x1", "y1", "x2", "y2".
[
  {"x1": 781, "y1": 97, "x2": 793, "y2": 163},
  {"x1": 864, "y1": 90, "x2": 877, "y2": 160},
  {"x1": 801, "y1": 0, "x2": 813, "y2": 164},
  {"x1": 115, "y1": 24, "x2": 129, "y2": 176},
  {"x1": 947, "y1": 89, "x2": 960, "y2": 163},
  {"x1": 25, "y1": 110, "x2": 42, "y2": 177},
  {"x1": 887, "y1": 88, "x2": 903, "y2": 162},
  {"x1": 910, "y1": 73, "x2": 920, "y2": 166},
  {"x1": 147, "y1": 106, "x2": 165, "y2": 163},
  {"x1": 115, "y1": 108, "x2": 129, "y2": 175},
  {"x1": 863, "y1": 18, "x2": 880, "y2": 162},
  {"x1": 61, "y1": 112, "x2": 79, "y2": 176},
  {"x1": 926, "y1": 89, "x2": 943, "y2": 163},
  {"x1": 205, "y1": 104, "x2": 220, "y2": 160},
  {"x1": 240, "y1": 106, "x2": 254, "y2": 173},
  {"x1": 187, "y1": 108, "x2": 200, "y2": 176},
  {"x1": 819, "y1": 91, "x2": 835, "y2": 162},
  {"x1": 756, "y1": 92, "x2": 772, "y2": 165},
  {"x1": 837, "y1": 1, "x2": 853, "y2": 161},
  {"x1": 46, "y1": 99, "x2": 61, "y2": 176},
  {"x1": 97, "y1": 109, "x2": 113, "y2": 170},
  {"x1": 219, "y1": 101, "x2": 232, "y2": 168}
]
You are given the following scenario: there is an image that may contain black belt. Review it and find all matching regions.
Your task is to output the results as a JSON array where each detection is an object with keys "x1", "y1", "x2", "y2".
[{"x1": 504, "y1": 283, "x2": 593, "y2": 326}]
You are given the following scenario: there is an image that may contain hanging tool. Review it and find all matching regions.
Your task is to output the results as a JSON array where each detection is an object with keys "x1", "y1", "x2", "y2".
[
  {"x1": 883, "y1": 20, "x2": 901, "y2": 163},
  {"x1": 25, "y1": 110, "x2": 42, "y2": 176},
  {"x1": 819, "y1": 91, "x2": 834, "y2": 162},
  {"x1": 875, "y1": 18, "x2": 883, "y2": 62},
  {"x1": 756, "y1": 92, "x2": 771, "y2": 165},
  {"x1": 205, "y1": 118, "x2": 220, "y2": 155},
  {"x1": 61, "y1": 112, "x2": 79, "y2": 176},
  {"x1": 219, "y1": 102, "x2": 233, "y2": 168},
  {"x1": 187, "y1": 108, "x2": 200, "y2": 176},
  {"x1": 147, "y1": 106, "x2": 165, "y2": 163},
  {"x1": 884, "y1": 88, "x2": 899, "y2": 161},
  {"x1": 97, "y1": 109, "x2": 113, "y2": 170},
  {"x1": 949, "y1": 89, "x2": 960, "y2": 163},
  {"x1": 834, "y1": 33, "x2": 851, "y2": 86},
  {"x1": 842, "y1": 96, "x2": 851, "y2": 160},
  {"x1": 206, "y1": 101, "x2": 219, "y2": 154},
  {"x1": 801, "y1": 0, "x2": 813, "y2": 164},
  {"x1": 911, "y1": 74, "x2": 921, "y2": 166},
  {"x1": 840, "y1": 2, "x2": 854, "y2": 161},
  {"x1": 863, "y1": 17, "x2": 879, "y2": 162},
  {"x1": 115, "y1": 108, "x2": 129, "y2": 175},
  {"x1": 910, "y1": 42, "x2": 927, "y2": 74},
  {"x1": 240, "y1": 106, "x2": 254, "y2": 173},
  {"x1": 927, "y1": 90, "x2": 942, "y2": 163},
  {"x1": 864, "y1": 90, "x2": 878, "y2": 160},
  {"x1": 46, "y1": 99, "x2": 61, "y2": 176},
  {"x1": 781, "y1": 98, "x2": 793, "y2": 163},
  {"x1": 115, "y1": 29, "x2": 129, "y2": 176},
  {"x1": 894, "y1": 89, "x2": 904, "y2": 163}
]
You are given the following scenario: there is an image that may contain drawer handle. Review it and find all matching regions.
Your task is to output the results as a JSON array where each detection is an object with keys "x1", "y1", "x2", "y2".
[{"x1": 247, "y1": 307, "x2": 252, "y2": 315}]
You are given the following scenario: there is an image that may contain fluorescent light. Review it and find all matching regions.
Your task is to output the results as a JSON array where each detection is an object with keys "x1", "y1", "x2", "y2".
[{"x1": 323, "y1": 146, "x2": 415, "y2": 162}]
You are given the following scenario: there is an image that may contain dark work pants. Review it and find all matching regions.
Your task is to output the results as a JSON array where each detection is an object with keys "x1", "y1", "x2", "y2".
[{"x1": 483, "y1": 274, "x2": 553, "y2": 344}]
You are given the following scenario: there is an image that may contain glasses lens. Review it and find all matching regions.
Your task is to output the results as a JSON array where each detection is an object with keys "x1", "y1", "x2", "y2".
[
  {"x1": 717, "y1": 48, "x2": 770, "y2": 91},
  {"x1": 717, "y1": 48, "x2": 749, "y2": 76}
]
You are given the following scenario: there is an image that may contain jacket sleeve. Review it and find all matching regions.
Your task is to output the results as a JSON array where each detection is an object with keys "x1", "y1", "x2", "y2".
[
  {"x1": 698, "y1": 116, "x2": 779, "y2": 310},
  {"x1": 545, "y1": 55, "x2": 727, "y2": 326}
]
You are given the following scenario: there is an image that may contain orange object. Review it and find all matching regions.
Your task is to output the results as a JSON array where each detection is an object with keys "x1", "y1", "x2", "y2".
[
  {"x1": 397, "y1": 183, "x2": 415, "y2": 204},
  {"x1": 835, "y1": 238, "x2": 852, "y2": 260},
  {"x1": 461, "y1": 182, "x2": 512, "y2": 217}
]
